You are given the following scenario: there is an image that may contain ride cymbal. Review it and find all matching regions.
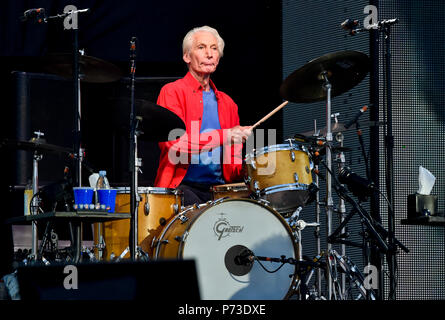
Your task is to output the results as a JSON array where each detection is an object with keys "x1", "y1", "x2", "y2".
[
  {"x1": 280, "y1": 51, "x2": 370, "y2": 103},
  {"x1": 107, "y1": 98, "x2": 186, "y2": 142},
  {"x1": 42, "y1": 53, "x2": 123, "y2": 83}
]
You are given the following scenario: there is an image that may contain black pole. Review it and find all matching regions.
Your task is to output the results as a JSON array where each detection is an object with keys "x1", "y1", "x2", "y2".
[
  {"x1": 73, "y1": 28, "x2": 80, "y2": 188},
  {"x1": 369, "y1": 0, "x2": 384, "y2": 299},
  {"x1": 383, "y1": 24, "x2": 397, "y2": 300},
  {"x1": 129, "y1": 37, "x2": 137, "y2": 260}
]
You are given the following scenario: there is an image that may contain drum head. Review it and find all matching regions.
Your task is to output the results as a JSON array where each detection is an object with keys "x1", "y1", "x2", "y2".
[{"x1": 181, "y1": 199, "x2": 297, "y2": 300}]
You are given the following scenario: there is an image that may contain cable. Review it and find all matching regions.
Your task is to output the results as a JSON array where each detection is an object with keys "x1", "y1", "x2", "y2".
[{"x1": 253, "y1": 256, "x2": 286, "y2": 274}]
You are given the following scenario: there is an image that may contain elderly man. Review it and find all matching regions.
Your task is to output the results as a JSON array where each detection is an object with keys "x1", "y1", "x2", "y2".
[{"x1": 155, "y1": 26, "x2": 252, "y2": 205}]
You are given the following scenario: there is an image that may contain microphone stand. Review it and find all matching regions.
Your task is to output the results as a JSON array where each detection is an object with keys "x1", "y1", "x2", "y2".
[
  {"x1": 128, "y1": 37, "x2": 142, "y2": 261},
  {"x1": 382, "y1": 21, "x2": 397, "y2": 300},
  {"x1": 349, "y1": 18, "x2": 400, "y2": 299},
  {"x1": 41, "y1": 8, "x2": 90, "y2": 187},
  {"x1": 318, "y1": 160, "x2": 409, "y2": 299},
  {"x1": 22, "y1": 7, "x2": 89, "y2": 263}
]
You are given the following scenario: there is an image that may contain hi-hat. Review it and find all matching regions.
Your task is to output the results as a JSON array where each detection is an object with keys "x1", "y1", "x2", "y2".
[
  {"x1": 108, "y1": 98, "x2": 186, "y2": 142},
  {"x1": 42, "y1": 53, "x2": 123, "y2": 83},
  {"x1": 1, "y1": 139, "x2": 72, "y2": 155},
  {"x1": 280, "y1": 51, "x2": 370, "y2": 103}
]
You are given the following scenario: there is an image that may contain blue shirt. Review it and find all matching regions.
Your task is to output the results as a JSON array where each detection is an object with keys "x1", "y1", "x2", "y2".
[{"x1": 182, "y1": 89, "x2": 224, "y2": 185}]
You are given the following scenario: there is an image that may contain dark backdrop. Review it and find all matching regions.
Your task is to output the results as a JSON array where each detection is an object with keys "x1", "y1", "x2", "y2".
[{"x1": 0, "y1": 0, "x2": 282, "y2": 275}]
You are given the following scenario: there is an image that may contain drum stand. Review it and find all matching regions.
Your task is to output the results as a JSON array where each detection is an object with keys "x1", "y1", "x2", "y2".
[
  {"x1": 320, "y1": 71, "x2": 335, "y2": 300},
  {"x1": 334, "y1": 130, "x2": 347, "y2": 296},
  {"x1": 29, "y1": 132, "x2": 45, "y2": 263},
  {"x1": 287, "y1": 207, "x2": 320, "y2": 299}
]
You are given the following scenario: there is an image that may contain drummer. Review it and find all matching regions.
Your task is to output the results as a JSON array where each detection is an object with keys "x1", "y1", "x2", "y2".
[{"x1": 154, "y1": 25, "x2": 252, "y2": 206}]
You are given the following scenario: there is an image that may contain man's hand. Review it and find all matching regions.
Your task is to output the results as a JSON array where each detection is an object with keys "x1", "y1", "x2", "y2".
[{"x1": 225, "y1": 125, "x2": 253, "y2": 145}]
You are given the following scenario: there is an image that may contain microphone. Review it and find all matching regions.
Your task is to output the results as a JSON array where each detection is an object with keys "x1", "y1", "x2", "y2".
[
  {"x1": 224, "y1": 245, "x2": 254, "y2": 276},
  {"x1": 130, "y1": 37, "x2": 137, "y2": 75},
  {"x1": 379, "y1": 18, "x2": 399, "y2": 27},
  {"x1": 344, "y1": 105, "x2": 368, "y2": 129},
  {"x1": 130, "y1": 37, "x2": 137, "y2": 58},
  {"x1": 21, "y1": 8, "x2": 45, "y2": 22},
  {"x1": 340, "y1": 19, "x2": 359, "y2": 31},
  {"x1": 338, "y1": 166, "x2": 375, "y2": 201},
  {"x1": 341, "y1": 19, "x2": 360, "y2": 35},
  {"x1": 234, "y1": 248, "x2": 254, "y2": 266}
]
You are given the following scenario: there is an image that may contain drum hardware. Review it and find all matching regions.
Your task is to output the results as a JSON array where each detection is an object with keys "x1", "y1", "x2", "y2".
[
  {"x1": 82, "y1": 246, "x2": 97, "y2": 262},
  {"x1": 287, "y1": 206, "x2": 320, "y2": 263},
  {"x1": 281, "y1": 50, "x2": 371, "y2": 300},
  {"x1": 178, "y1": 215, "x2": 189, "y2": 224},
  {"x1": 144, "y1": 201, "x2": 150, "y2": 216},
  {"x1": 256, "y1": 198, "x2": 271, "y2": 206},
  {"x1": 115, "y1": 247, "x2": 130, "y2": 262},
  {"x1": 159, "y1": 217, "x2": 167, "y2": 226},
  {"x1": 319, "y1": 160, "x2": 409, "y2": 299},
  {"x1": 332, "y1": 114, "x2": 348, "y2": 296},
  {"x1": 112, "y1": 245, "x2": 149, "y2": 262},
  {"x1": 172, "y1": 203, "x2": 180, "y2": 214},
  {"x1": 328, "y1": 250, "x2": 376, "y2": 300},
  {"x1": 95, "y1": 235, "x2": 106, "y2": 260},
  {"x1": 287, "y1": 206, "x2": 303, "y2": 227},
  {"x1": 150, "y1": 237, "x2": 158, "y2": 249}
]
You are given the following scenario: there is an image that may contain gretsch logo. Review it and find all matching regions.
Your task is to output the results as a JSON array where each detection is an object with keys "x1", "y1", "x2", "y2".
[{"x1": 213, "y1": 215, "x2": 244, "y2": 240}]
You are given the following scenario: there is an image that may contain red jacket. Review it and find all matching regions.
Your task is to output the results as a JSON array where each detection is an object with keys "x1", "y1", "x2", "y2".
[{"x1": 154, "y1": 72, "x2": 244, "y2": 188}]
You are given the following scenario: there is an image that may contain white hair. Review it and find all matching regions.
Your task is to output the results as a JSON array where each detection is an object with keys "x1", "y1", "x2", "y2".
[{"x1": 182, "y1": 26, "x2": 225, "y2": 57}]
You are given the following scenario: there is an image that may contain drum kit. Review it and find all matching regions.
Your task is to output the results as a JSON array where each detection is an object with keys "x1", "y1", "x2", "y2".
[{"x1": 5, "y1": 10, "x2": 382, "y2": 299}]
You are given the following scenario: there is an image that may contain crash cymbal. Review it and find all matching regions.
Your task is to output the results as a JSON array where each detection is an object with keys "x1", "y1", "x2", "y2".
[
  {"x1": 42, "y1": 53, "x2": 123, "y2": 83},
  {"x1": 298, "y1": 121, "x2": 385, "y2": 137},
  {"x1": 280, "y1": 51, "x2": 369, "y2": 103},
  {"x1": 1, "y1": 138, "x2": 72, "y2": 155},
  {"x1": 108, "y1": 98, "x2": 186, "y2": 142}
]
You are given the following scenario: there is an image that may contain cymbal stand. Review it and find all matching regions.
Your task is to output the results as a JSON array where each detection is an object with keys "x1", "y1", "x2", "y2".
[
  {"x1": 334, "y1": 130, "x2": 347, "y2": 297},
  {"x1": 321, "y1": 71, "x2": 334, "y2": 300},
  {"x1": 30, "y1": 131, "x2": 45, "y2": 262},
  {"x1": 311, "y1": 119, "x2": 323, "y2": 296}
]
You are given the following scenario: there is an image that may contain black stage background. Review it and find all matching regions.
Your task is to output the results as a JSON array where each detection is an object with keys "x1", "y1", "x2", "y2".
[{"x1": 1, "y1": 0, "x2": 444, "y2": 302}]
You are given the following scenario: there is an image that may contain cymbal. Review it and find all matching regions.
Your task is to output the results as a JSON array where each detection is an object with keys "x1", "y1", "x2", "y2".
[
  {"x1": 280, "y1": 51, "x2": 369, "y2": 103},
  {"x1": 42, "y1": 54, "x2": 123, "y2": 83},
  {"x1": 1, "y1": 139, "x2": 72, "y2": 155},
  {"x1": 298, "y1": 121, "x2": 384, "y2": 137},
  {"x1": 108, "y1": 98, "x2": 186, "y2": 142}
]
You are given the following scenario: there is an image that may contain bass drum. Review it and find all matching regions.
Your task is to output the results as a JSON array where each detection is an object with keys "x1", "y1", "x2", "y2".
[{"x1": 155, "y1": 198, "x2": 298, "y2": 300}]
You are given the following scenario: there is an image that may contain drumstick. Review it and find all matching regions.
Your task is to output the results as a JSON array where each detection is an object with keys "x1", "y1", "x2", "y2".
[{"x1": 251, "y1": 101, "x2": 289, "y2": 130}]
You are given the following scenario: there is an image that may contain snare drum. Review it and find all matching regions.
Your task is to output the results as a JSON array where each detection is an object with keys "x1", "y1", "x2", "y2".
[
  {"x1": 93, "y1": 187, "x2": 182, "y2": 260},
  {"x1": 211, "y1": 182, "x2": 251, "y2": 200},
  {"x1": 155, "y1": 198, "x2": 298, "y2": 300},
  {"x1": 245, "y1": 139, "x2": 314, "y2": 216}
]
